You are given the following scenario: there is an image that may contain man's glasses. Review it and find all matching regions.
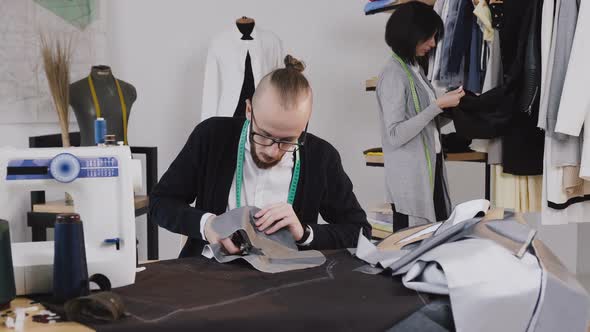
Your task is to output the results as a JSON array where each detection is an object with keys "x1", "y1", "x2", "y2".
[{"x1": 250, "y1": 107, "x2": 307, "y2": 152}]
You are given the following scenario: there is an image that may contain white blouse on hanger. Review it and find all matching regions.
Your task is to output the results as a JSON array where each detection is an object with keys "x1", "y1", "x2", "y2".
[
  {"x1": 201, "y1": 26, "x2": 284, "y2": 121},
  {"x1": 555, "y1": 0, "x2": 590, "y2": 179}
]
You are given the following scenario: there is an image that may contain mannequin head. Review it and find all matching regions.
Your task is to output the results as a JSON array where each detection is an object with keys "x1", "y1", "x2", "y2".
[
  {"x1": 385, "y1": 1, "x2": 444, "y2": 64},
  {"x1": 246, "y1": 55, "x2": 312, "y2": 169}
]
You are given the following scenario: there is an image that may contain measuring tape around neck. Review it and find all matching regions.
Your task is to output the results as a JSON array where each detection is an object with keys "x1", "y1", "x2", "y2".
[{"x1": 235, "y1": 120, "x2": 301, "y2": 208}]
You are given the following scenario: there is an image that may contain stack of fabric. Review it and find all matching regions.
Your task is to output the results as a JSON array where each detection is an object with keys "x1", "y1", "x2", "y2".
[{"x1": 351, "y1": 200, "x2": 590, "y2": 332}]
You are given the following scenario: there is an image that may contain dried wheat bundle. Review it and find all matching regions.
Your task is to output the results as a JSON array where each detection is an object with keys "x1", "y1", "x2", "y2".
[{"x1": 40, "y1": 34, "x2": 72, "y2": 147}]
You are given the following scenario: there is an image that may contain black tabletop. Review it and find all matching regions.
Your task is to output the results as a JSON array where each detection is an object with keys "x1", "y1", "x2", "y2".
[{"x1": 93, "y1": 250, "x2": 428, "y2": 332}]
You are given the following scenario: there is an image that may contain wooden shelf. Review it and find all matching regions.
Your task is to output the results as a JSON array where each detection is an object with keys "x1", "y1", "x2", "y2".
[
  {"x1": 446, "y1": 152, "x2": 487, "y2": 162},
  {"x1": 33, "y1": 195, "x2": 149, "y2": 214},
  {"x1": 364, "y1": 151, "x2": 487, "y2": 166},
  {"x1": 372, "y1": 228, "x2": 393, "y2": 240}
]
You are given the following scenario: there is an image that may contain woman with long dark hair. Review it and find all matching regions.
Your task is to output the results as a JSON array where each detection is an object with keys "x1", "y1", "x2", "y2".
[{"x1": 376, "y1": 2, "x2": 465, "y2": 231}]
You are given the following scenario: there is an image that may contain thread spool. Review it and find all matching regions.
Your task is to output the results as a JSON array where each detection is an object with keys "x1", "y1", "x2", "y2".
[
  {"x1": 0, "y1": 220, "x2": 16, "y2": 310},
  {"x1": 53, "y1": 213, "x2": 89, "y2": 303},
  {"x1": 94, "y1": 118, "x2": 107, "y2": 145}
]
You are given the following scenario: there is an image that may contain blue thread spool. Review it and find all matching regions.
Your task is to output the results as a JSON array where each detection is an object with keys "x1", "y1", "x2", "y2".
[
  {"x1": 94, "y1": 118, "x2": 107, "y2": 145},
  {"x1": 0, "y1": 220, "x2": 16, "y2": 310},
  {"x1": 53, "y1": 213, "x2": 89, "y2": 303}
]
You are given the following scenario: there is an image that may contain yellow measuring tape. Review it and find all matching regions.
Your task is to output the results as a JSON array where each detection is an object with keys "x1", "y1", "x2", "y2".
[{"x1": 87, "y1": 75, "x2": 129, "y2": 145}]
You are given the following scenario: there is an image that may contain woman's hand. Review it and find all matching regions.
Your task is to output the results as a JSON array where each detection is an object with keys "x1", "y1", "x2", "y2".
[{"x1": 436, "y1": 86, "x2": 465, "y2": 109}]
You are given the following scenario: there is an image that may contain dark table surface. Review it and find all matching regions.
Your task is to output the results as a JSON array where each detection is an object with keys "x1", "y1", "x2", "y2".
[{"x1": 93, "y1": 250, "x2": 429, "y2": 332}]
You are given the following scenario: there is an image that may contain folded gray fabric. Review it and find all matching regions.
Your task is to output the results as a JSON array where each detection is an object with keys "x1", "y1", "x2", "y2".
[
  {"x1": 387, "y1": 217, "x2": 482, "y2": 275},
  {"x1": 354, "y1": 229, "x2": 409, "y2": 267},
  {"x1": 402, "y1": 238, "x2": 542, "y2": 332},
  {"x1": 463, "y1": 212, "x2": 537, "y2": 258},
  {"x1": 388, "y1": 298, "x2": 454, "y2": 332},
  {"x1": 528, "y1": 239, "x2": 590, "y2": 332},
  {"x1": 203, "y1": 206, "x2": 326, "y2": 273}
]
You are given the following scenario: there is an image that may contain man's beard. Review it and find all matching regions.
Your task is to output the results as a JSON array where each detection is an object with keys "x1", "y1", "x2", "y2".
[{"x1": 251, "y1": 143, "x2": 283, "y2": 169}]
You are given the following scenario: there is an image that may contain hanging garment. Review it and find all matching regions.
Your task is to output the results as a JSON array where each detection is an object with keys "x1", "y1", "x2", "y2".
[
  {"x1": 429, "y1": 0, "x2": 451, "y2": 82},
  {"x1": 233, "y1": 51, "x2": 255, "y2": 118},
  {"x1": 541, "y1": 135, "x2": 590, "y2": 224},
  {"x1": 488, "y1": 0, "x2": 504, "y2": 29},
  {"x1": 441, "y1": 133, "x2": 472, "y2": 153},
  {"x1": 469, "y1": 31, "x2": 503, "y2": 162},
  {"x1": 464, "y1": 15, "x2": 483, "y2": 94},
  {"x1": 449, "y1": 88, "x2": 512, "y2": 140},
  {"x1": 438, "y1": 0, "x2": 471, "y2": 86},
  {"x1": 537, "y1": 0, "x2": 558, "y2": 130},
  {"x1": 492, "y1": 165, "x2": 542, "y2": 213},
  {"x1": 542, "y1": 137, "x2": 590, "y2": 225},
  {"x1": 500, "y1": 0, "x2": 544, "y2": 176},
  {"x1": 555, "y1": 0, "x2": 590, "y2": 180},
  {"x1": 473, "y1": 0, "x2": 494, "y2": 42},
  {"x1": 544, "y1": 0, "x2": 581, "y2": 138},
  {"x1": 201, "y1": 26, "x2": 283, "y2": 121}
]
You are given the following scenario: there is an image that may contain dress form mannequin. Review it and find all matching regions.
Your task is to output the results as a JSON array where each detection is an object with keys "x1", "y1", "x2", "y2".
[
  {"x1": 236, "y1": 16, "x2": 255, "y2": 39},
  {"x1": 233, "y1": 17, "x2": 256, "y2": 118},
  {"x1": 69, "y1": 65, "x2": 137, "y2": 146}
]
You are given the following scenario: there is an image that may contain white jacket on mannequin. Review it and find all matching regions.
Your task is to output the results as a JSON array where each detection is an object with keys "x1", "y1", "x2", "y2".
[{"x1": 200, "y1": 26, "x2": 284, "y2": 121}]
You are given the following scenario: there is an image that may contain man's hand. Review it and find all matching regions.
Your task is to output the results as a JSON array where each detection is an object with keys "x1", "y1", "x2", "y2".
[
  {"x1": 254, "y1": 203, "x2": 304, "y2": 241},
  {"x1": 203, "y1": 215, "x2": 241, "y2": 255}
]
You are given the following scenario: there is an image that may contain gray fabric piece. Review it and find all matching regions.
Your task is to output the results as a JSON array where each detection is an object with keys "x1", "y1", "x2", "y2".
[
  {"x1": 353, "y1": 204, "x2": 589, "y2": 331},
  {"x1": 376, "y1": 57, "x2": 452, "y2": 226},
  {"x1": 388, "y1": 299, "x2": 454, "y2": 332},
  {"x1": 486, "y1": 220, "x2": 534, "y2": 244},
  {"x1": 353, "y1": 265, "x2": 386, "y2": 275},
  {"x1": 203, "y1": 206, "x2": 326, "y2": 273},
  {"x1": 545, "y1": 0, "x2": 581, "y2": 139},
  {"x1": 387, "y1": 217, "x2": 482, "y2": 275},
  {"x1": 402, "y1": 239, "x2": 542, "y2": 332},
  {"x1": 528, "y1": 239, "x2": 590, "y2": 332},
  {"x1": 463, "y1": 213, "x2": 537, "y2": 258},
  {"x1": 403, "y1": 261, "x2": 449, "y2": 295}
]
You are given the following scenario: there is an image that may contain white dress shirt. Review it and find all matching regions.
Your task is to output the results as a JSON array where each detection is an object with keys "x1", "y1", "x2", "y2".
[
  {"x1": 201, "y1": 26, "x2": 284, "y2": 121},
  {"x1": 200, "y1": 126, "x2": 313, "y2": 246}
]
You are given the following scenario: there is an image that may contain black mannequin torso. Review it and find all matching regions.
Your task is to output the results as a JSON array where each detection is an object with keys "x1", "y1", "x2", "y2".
[{"x1": 69, "y1": 65, "x2": 137, "y2": 146}]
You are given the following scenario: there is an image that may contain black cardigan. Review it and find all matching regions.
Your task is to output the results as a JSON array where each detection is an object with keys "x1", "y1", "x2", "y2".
[{"x1": 149, "y1": 117, "x2": 371, "y2": 257}]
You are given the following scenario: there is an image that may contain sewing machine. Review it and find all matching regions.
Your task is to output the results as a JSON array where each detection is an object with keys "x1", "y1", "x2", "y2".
[{"x1": 0, "y1": 146, "x2": 142, "y2": 295}]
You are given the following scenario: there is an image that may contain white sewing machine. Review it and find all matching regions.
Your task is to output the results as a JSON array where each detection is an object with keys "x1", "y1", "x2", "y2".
[{"x1": 0, "y1": 146, "x2": 142, "y2": 295}]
